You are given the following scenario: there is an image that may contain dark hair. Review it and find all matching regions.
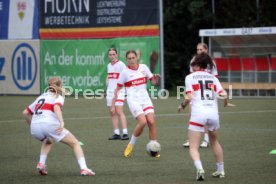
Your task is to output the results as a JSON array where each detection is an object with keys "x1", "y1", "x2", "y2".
[
  {"x1": 191, "y1": 53, "x2": 214, "y2": 69},
  {"x1": 108, "y1": 48, "x2": 117, "y2": 54},
  {"x1": 125, "y1": 50, "x2": 137, "y2": 58}
]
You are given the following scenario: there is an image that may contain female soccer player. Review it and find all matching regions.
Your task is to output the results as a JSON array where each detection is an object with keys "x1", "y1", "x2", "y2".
[
  {"x1": 183, "y1": 43, "x2": 234, "y2": 148},
  {"x1": 22, "y1": 77, "x2": 95, "y2": 176},
  {"x1": 111, "y1": 50, "x2": 160, "y2": 157},
  {"x1": 178, "y1": 53, "x2": 227, "y2": 181},
  {"x1": 106, "y1": 48, "x2": 129, "y2": 140}
]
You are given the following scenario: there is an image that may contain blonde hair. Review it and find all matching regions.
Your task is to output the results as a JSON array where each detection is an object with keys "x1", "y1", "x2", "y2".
[
  {"x1": 197, "y1": 43, "x2": 208, "y2": 50},
  {"x1": 47, "y1": 77, "x2": 63, "y2": 96}
]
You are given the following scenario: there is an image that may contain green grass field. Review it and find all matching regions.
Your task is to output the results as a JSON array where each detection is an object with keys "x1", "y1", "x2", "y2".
[{"x1": 0, "y1": 96, "x2": 276, "y2": 184}]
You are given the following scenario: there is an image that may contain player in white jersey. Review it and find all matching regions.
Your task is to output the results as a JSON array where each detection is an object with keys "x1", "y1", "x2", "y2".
[
  {"x1": 183, "y1": 43, "x2": 234, "y2": 148},
  {"x1": 111, "y1": 50, "x2": 160, "y2": 158},
  {"x1": 190, "y1": 43, "x2": 218, "y2": 77},
  {"x1": 178, "y1": 53, "x2": 227, "y2": 181},
  {"x1": 106, "y1": 48, "x2": 129, "y2": 140},
  {"x1": 22, "y1": 77, "x2": 95, "y2": 176}
]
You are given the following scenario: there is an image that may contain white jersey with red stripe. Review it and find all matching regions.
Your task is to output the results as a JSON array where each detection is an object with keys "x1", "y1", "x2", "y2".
[
  {"x1": 27, "y1": 92, "x2": 64, "y2": 124},
  {"x1": 185, "y1": 70, "x2": 223, "y2": 116},
  {"x1": 107, "y1": 60, "x2": 126, "y2": 90},
  {"x1": 190, "y1": 57, "x2": 218, "y2": 77},
  {"x1": 117, "y1": 64, "x2": 154, "y2": 103}
]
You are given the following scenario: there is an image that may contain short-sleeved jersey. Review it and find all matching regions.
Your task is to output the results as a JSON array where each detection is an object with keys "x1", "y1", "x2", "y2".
[
  {"x1": 185, "y1": 71, "x2": 223, "y2": 116},
  {"x1": 117, "y1": 64, "x2": 154, "y2": 103},
  {"x1": 27, "y1": 92, "x2": 64, "y2": 124},
  {"x1": 107, "y1": 60, "x2": 126, "y2": 90},
  {"x1": 190, "y1": 57, "x2": 218, "y2": 77}
]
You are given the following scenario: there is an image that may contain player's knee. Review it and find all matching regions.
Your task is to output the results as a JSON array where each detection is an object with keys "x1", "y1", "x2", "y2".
[{"x1": 147, "y1": 120, "x2": 155, "y2": 127}]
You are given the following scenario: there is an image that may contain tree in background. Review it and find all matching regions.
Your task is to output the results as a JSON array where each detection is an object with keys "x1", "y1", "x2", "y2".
[{"x1": 163, "y1": 0, "x2": 276, "y2": 89}]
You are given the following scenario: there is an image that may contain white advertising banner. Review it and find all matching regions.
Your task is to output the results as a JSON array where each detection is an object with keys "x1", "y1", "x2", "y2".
[
  {"x1": 8, "y1": 0, "x2": 38, "y2": 39},
  {"x1": 0, "y1": 40, "x2": 40, "y2": 94},
  {"x1": 199, "y1": 27, "x2": 276, "y2": 37}
]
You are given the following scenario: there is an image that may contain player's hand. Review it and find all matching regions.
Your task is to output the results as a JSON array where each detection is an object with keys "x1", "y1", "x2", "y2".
[
  {"x1": 56, "y1": 124, "x2": 64, "y2": 134},
  {"x1": 110, "y1": 105, "x2": 116, "y2": 115},
  {"x1": 177, "y1": 105, "x2": 183, "y2": 113},
  {"x1": 153, "y1": 74, "x2": 161, "y2": 86}
]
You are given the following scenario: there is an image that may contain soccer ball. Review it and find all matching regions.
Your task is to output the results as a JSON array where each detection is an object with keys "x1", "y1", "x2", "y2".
[{"x1": 146, "y1": 141, "x2": 161, "y2": 157}]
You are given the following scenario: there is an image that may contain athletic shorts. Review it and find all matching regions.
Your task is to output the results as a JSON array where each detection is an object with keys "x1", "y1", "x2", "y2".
[
  {"x1": 106, "y1": 89, "x2": 125, "y2": 107},
  {"x1": 188, "y1": 115, "x2": 220, "y2": 132},
  {"x1": 127, "y1": 100, "x2": 154, "y2": 118},
  {"x1": 31, "y1": 122, "x2": 70, "y2": 142}
]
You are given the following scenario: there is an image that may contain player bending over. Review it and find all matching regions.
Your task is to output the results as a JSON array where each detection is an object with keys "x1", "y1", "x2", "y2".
[{"x1": 22, "y1": 77, "x2": 95, "y2": 176}]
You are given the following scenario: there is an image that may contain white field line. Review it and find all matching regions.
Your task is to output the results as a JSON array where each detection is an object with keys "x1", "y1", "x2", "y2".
[{"x1": 1, "y1": 109, "x2": 276, "y2": 123}]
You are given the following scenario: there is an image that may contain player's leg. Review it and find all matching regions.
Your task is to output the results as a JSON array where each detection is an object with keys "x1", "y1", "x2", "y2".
[
  {"x1": 124, "y1": 102, "x2": 146, "y2": 157},
  {"x1": 200, "y1": 126, "x2": 209, "y2": 148},
  {"x1": 107, "y1": 92, "x2": 121, "y2": 140},
  {"x1": 108, "y1": 106, "x2": 121, "y2": 140},
  {"x1": 124, "y1": 114, "x2": 147, "y2": 157},
  {"x1": 115, "y1": 104, "x2": 128, "y2": 140},
  {"x1": 188, "y1": 118, "x2": 206, "y2": 181},
  {"x1": 183, "y1": 103, "x2": 192, "y2": 147},
  {"x1": 60, "y1": 133, "x2": 95, "y2": 176},
  {"x1": 208, "y1": 130, "x2": 225, "y2": 178},
  {"x1": 37, "y1": 138, "x2": 53, "y2": 175},
  {"x1": 188, "y1": 130, "x2": 205, "y2": 181},
  {"x1": 145, "y1": 112, "x2": 157, "y2": 140},
  {"x1": 31, "y1": 123, "x2": 52, "y2": 175}
]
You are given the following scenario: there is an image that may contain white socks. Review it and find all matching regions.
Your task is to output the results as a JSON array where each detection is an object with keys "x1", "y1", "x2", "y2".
[
  {"x1": 216, "y1": 162, "x2": 224, "y2": 172},
  {"x1": 129, "y1": 135, "x2": 138, "y2": 145},
  {"x1": 78, "y1": 157, "x2": 88, "y2": 170},
  {"x1": 122, "y1": 128, "x2": 128, "y2": 135},
  {"x1": 114, "y1": 129, "x2": 120, "y2": 135},
  {"x1": 204, "y1": 133, "x2": 209, "y2": 143},
  {"x1": 39, "y1": 155, "x2": 47, "y2": 165},
  {"x1": 194, "y1": 160, "x2": 203, "y2": 170}
]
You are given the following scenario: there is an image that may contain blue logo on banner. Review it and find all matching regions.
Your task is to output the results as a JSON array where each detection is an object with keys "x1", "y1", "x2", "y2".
[{"x1": 11, "y1": 43, "x2": 37, "y2": 90}]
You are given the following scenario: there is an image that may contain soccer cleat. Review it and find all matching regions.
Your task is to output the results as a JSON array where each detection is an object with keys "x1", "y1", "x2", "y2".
[
  {"x1": 80, "y1": 168, "x2": 95, "y2": 176},
  {"x1": 212, "y1": 171, "x2": 225, "y2": 178},
  {"x1": 124, "y1": 144, "x2": 133, "y2": 157},
  {"x1": 182, "y1": 140, "x2": 190, "y2": 147},
  {"x1": 200, "y1": 141, "x2": 208, "y2": 148},
  {"x1": 196, "y1": 169, "x2": 205, "y2": 181},
  {"x1": 108, "y1": 134, "x2": 121, "y2": 140},
  {"x1": 154, "y1": 153, "x2": 161, "y2": 158},
  {"x1": 36, "y1": 162, "x2": 47, "y2": 176},
  {"x1": 121, "y1": 134, "x2": 129, "y2": 140}
]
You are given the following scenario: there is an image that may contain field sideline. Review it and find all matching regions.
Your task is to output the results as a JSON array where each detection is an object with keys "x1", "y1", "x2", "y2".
[{"x1": 0, "y1": 96, "x2": 276, "y2": 184}]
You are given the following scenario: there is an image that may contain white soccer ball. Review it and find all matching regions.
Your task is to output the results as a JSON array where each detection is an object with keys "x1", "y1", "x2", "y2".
[{"x1": 146, "y1": 141, "x2": 161, "y2": 157}]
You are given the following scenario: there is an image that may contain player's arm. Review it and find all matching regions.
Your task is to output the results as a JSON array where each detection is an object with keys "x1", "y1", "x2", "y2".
[
  {"x1": 106, "y1": 75, "x2": 109, "y2": 88},
  {"x1": 54, "y1": 104, "x2": 65, "y2": 133},
  {"x1": 22, "y1": 108, "x2": 33, "y2": 125},
  {"x1": 150, "y1": 74, "x2": 161, "y2": 86},
  {"x1": 110, "y1": 86, "x2": 123, "y2": 114},
  {"x1": 178, "y1": 93, "x2": 192, "y2": 113}
]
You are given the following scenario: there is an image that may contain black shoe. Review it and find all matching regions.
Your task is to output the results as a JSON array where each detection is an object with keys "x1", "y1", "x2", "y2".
[
  {"x1": 121, "y1": 134, "x2": 129, "y2": 140},
  {"x1": 108, "y1": 134, "x2": 121, "y2": 140}
]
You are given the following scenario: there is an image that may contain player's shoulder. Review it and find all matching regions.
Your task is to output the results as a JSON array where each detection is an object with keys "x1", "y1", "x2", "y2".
[
  {"x1": 186, "y1": 72, "x2": 194, "y2": 78},
  {"x1": 139, "y1": 63, "x2": 149, "y2": 69}
]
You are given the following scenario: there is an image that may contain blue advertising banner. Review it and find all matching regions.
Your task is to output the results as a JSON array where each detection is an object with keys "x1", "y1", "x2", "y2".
[{"x1": 0, "y1": 0, "x2": 9, "y2": 39}]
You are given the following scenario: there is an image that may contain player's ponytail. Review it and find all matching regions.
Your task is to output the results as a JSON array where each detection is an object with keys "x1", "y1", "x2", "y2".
[{"x1": 47, "y1": 77, "x2": 63, "y2": 96}]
